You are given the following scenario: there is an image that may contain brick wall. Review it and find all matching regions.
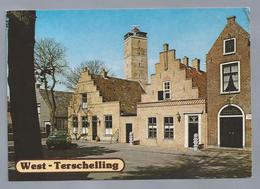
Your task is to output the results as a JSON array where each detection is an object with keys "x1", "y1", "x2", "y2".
[{"x1": 206, "y1": 16, "x2": 251, "y2": 147}]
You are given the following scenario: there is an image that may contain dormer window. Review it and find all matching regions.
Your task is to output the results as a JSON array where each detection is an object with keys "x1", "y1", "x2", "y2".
[{"x1": 223, "y1": 38, "x2": 236, "y2": 55}]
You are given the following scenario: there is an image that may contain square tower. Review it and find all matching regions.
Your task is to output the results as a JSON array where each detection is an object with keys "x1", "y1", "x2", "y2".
[{"x1": 124, "y1": 27, "x2": 148, "y2": 85}]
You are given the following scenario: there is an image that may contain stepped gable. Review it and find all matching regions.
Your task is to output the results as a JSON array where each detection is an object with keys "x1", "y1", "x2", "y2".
[
  {"x1": 180, "y1": 63, "x2": 207, "y2": 98},
  {"x1": 91, "y1": 74, "x2": 145, "y2": 115}
]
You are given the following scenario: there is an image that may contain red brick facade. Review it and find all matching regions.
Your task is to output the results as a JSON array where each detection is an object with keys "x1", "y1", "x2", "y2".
[{"x1": 206, "y1": 16, "x2": 251, "y2": 147}]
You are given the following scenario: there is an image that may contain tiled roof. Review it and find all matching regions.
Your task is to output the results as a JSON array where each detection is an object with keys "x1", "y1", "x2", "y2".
[
  {"x1": 180, "y1": 63, "x2": 207, "y2": 98},
  {"x1": 39, "y1": 89, "x2": 73, "y2": 117},
  {"x1": 91, "y1": 75, "x2": 145, "y2": 115}
]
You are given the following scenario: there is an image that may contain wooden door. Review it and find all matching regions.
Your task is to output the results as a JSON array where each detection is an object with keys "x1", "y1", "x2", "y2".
[
  {"x1": 92, "y1": 116, "x2": 98, "y2": 140},
  {"x1": 220, "y1": 117, "x2": 242, "y2": 148}
]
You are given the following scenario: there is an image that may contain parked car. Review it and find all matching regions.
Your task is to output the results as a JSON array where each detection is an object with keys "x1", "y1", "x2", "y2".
[{"x1": 46, "y1": 130, "x2": 72, "y2": 149}]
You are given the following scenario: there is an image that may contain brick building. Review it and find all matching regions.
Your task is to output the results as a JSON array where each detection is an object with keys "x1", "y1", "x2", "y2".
[{"x1": 206, "y1": 16, "x2": 251, "y2": 148}]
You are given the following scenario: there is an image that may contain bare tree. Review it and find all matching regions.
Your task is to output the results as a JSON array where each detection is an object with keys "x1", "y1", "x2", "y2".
[
  {"x1": 64, "y1": 60, "x2": 113, "y2": 90},
  {"x1": 34, "y1": 38, "x2": 68, "y2": 129},
  {"x1": 7, "y1": 11, "x2": 43, "y2": 160}
]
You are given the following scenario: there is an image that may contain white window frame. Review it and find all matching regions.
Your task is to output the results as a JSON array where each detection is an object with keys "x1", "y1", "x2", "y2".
[
  {"x1": 223, "y1": 38, "x2": 236, "y2": 55},
  {"x1": 82, "y1": 127, "x2": 88, "y2": 135},
  {"x1": 163, "y1": 81, "x2": 171, "y2": 100},
  {"x1": 81, "y1": 93, "x2": 88, "y2": 109},
  {"x1": 164, "y1": 116, "x2": 174, "y2": 139},
  {"x1": 81, "y1": 116, "x2": 88, "y2": 135},
  {"x1": 220, "y1": 61, "x2": 240, "y2": 94},
  {"x1": 104, "y1": 115, "x2": 112, "y2": 136},
  {"x1": 148, "y1": 117, "x2": 157, "y2": 139}
]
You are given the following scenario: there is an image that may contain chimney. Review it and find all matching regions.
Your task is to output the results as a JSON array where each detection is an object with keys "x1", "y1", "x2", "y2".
[
  {"x1": 163, "y1": 43, "x2": 169, "y2": 51},
  {"x1": 36, "y1": 83, "x2": 41, "y2": 89},
  {"x1": 101, "y1": 69, "x2": 108, "y2": 78},
  {"x1": 227, "y1": 16, "x2": 236, "y2": 25},
  {"x1": 183, "y1": 56, "x2": 189, "y2": 66},
  {"x1": 192, "y1": 58, "x2": 200, "y2": 71}
]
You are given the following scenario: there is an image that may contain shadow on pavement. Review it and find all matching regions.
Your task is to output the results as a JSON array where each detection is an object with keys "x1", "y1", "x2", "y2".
[
  {"x1": 9, "y1": 144, "x2": 118, "y2": 161},
  {"x1": 111, "y1": 153, "x2": 252, "y2": 180},
  {"x1": 43, "y1": 144, "x2": 118, "y2": 159}
]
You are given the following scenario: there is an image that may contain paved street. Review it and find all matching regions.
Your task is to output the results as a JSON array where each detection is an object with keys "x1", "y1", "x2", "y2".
[
  {"x1": 8, "y1": 140, "x2": 251, "y2": 180},
  {"x1": 73, "y1": 142, "x2": 251, "y2": 180}
]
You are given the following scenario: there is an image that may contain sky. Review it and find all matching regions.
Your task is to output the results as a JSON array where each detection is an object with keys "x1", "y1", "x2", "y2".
[{"x1": 35, "y1": 8, "x2": 249, "y2": 89}]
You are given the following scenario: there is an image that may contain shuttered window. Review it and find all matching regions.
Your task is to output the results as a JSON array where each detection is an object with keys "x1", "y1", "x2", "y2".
[{"x1": 158, "y1": 91, "x2": 164, "y2": 101}]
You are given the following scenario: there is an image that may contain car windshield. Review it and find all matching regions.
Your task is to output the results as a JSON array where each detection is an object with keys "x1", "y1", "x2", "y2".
[{"x1": 49, "y1": 131, "x2": 67, "y2": 137}]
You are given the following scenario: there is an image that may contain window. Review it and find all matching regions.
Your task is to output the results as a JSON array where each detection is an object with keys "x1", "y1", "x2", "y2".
[
  {"x1": 82, "y1": 93, "x2": 87, "y2": 103},
  {"x1": 163, "y1": 81, "x2": 171, "y2": 99},
  {"x1": 221, "y1": 62, "x2": 240, "y2": 93},
  {"x1": 164, "y1": 117, "x2": 174, "y2": 139},
  {"x1": 72, "y1": 116, "x2": 78, "y2": 127},
  {"x1": 223, "y1": 38, "x2": 236, "y2": 55},
  {"x1": 81, "y1": 93, "x2": 87, "y2": 109},
  {"x1": 158, "y1": 81, "x2": 171, "y2": 101},
  {"x1": 148, "y1": 117, "x2": 157, "y2": 138},
  {"x1": 105, "y1": 115, "x2": 112, "y2": 135},
  {"x1": 81, "y1": 116, "x2": 88, "y2": 134},
  {"x1": 82, "y1": 116, "x2": 88, "y2": 127}
]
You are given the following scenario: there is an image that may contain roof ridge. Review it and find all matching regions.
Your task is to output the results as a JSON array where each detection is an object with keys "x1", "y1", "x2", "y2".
[{"x1": 92, "y1": 73, "x2": 142, "y2": 84}]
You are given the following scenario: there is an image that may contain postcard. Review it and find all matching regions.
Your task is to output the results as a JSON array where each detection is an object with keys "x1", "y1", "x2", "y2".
[{"x1": 6, "y1": 8, "x2": 251, "y2": 181}]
